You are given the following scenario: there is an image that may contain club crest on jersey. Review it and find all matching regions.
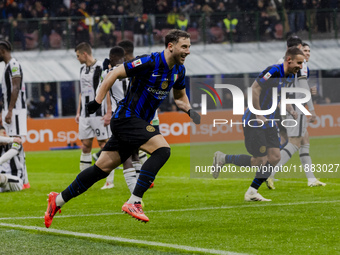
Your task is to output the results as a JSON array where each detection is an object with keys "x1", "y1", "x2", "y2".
[
  {"x1": 161, "y1": 80, "x2": 168, "y2": 89},
  {"x1": 263, "y1": 72, "x2": 272, "y2": 81},
  {"x1": 259, "y1": 146, "x2": 266, "y2": 153},
  {"x1": 132, "y1": 59, "x2": 142, "y2": 67},
  {"x1": 146, "y1": 125, "x2": 155, "y2": 132}
]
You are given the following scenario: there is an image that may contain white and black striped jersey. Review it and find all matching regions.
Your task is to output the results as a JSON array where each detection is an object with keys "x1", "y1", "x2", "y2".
[
  {"x1": 1, "y1": 58, "x2": 26, "y2": 112},
  {"x1": 99, "y1": 66, "x2": 129, "y2": 112},
  {"x1": 79, "y1": 60, "x2": 106, "y2": 118},
  {"x1": 0, "y1": 143, "x2": 25, "y2": 180}
]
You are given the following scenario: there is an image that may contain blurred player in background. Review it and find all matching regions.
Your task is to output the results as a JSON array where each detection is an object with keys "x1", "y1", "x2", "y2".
[
  {"x1": 98, "y1": 46, "x2": 139, "y2": 191},
  {"x1": 0, "y1": 40, "x2": 29, "y2": 189},
  {"x1": 267, "y1": 42, "x2": 326, "y2": 188},
  {"x1": 0, "y1": 126, "x2": 26, "y2": 192},
  {"x1": 212, "y1": 47, "x2": 305, "y2": 201},
  {"x1": 118, "y1": 40, "x2": 156, "y2": 187},
  {"x1": 45, "y1": 30, "x2": 200, "y2": 226},
  {"x1": 74, "y1": 42, "x2": 111, "y2": 171}
]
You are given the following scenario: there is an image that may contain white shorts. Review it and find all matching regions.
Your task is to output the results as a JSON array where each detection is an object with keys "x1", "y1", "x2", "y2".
[
  {"x1": 2, "y1": 109, "x2": 27, "y2": 136},
  {"x1": 285, "y1": 114, "x2": 307, "y2": 137},
  {"x1": 0, "y1": 174, "x2": 23, "y2": 192},
  {"x1": 78, "y1": 116, "x2": 110, "y2": 141}
]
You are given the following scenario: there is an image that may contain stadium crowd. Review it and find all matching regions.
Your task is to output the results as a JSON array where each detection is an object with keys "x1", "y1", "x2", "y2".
[{"x1": 1, "y1": 0, "x2": 339, "y2": 50}]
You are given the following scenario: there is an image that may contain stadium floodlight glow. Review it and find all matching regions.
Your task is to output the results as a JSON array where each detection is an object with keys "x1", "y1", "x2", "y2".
[{"x1": 201, "y1": 84, "x2": 312, "y2": 116}]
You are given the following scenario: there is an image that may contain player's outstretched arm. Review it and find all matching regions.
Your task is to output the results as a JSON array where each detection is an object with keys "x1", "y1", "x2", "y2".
[
  {"x1": 87, "y1": 65, "x2": 128, "y2": 115},
  {"x1": 95, "y1": 64, "x2": 127, "y2": 104},
  {"x1": 173, "y1": 88, "x2": 200, "y2": 124},
  {"x1": 0, "y1": 139, "x2": 20, "y2": 165}
]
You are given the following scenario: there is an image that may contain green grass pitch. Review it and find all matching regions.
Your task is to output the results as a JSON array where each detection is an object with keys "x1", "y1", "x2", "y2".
[{"x1": 1, "y1": 136, "x2": 340, "y2": 255}]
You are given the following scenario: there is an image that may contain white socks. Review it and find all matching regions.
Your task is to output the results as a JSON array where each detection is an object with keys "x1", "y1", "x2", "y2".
[
  {"x1": 127, "y1": 194, "x2": 142, "y2": 204},
  {"x1": 271, "y1": 143, "x2": 299, "y2": 178},
  {"x1": 56, "y1": 193, "x2": 65, "y2": 207},
  {"x1": 139, "y1": 150, "x2": 148, "y2": 165},
  {"x1": 246, "y1": 186, "x2": 257, "y2": 194},
  {"x1": 299, "y1": 144, "x2": 317, "y2": 182},
  {"x1": 105, "y1": 170, "x2": 115, "y2": 184},
  {"x1": 80, "y1": 152, "x2": 92, "y2": 171},
  {"x1": 132, "y1": 161, "x2": 142, "y2": 180},
  {"x1": 123, "y1": 167, "x2": 137, "y2": 193}
]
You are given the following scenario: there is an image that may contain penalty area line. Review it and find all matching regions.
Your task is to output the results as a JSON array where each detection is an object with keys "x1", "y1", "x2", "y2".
[{"x1": 0, "y1": 223, "x2": 247, "y2": 255}]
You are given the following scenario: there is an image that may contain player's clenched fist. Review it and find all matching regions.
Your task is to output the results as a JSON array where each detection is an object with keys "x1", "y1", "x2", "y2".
[
  {"x1": 187, "y1": 109, "x2": 201, "y2": 124},
  {"x1": 86, "y1": 100, "x2": 101, "y2": 115}
]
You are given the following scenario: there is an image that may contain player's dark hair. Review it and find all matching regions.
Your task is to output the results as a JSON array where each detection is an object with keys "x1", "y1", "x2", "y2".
[
  {"x1": 286, "y1": 36, "x2": 302, "y2": 48},
  {"x1": 109, "y1": 46, "x2": 125, "y2": 58},
  {"x1": 118, "y1": 40, "x2": 134, "y2": 55},
  {"x1": 302, "y1": 42, "x2": 310, "y2": 47},
  {"x1": 75, "y1": 42, "x2": 92, "y2": 55},
  {"x1": 284, "y1": 47, "x2": 305, "y2": 60},
  {"x1": 0, "y1": 125, "x2": 4, "y2": 130},
  {"x1": 164, "y1": 29, "x2": 190, "y2": 48},
  {"x1": 0, "y1": 40, "x2": 12, "y2": 51}
]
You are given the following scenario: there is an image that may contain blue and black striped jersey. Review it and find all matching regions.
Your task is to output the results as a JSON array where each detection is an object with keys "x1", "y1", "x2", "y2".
[
  {"x1": 114, "y1": 51, "x2": 186, "y2": 122},
  {"x1": 243, "y1": 63, "x2": 294, "y2": 129}
]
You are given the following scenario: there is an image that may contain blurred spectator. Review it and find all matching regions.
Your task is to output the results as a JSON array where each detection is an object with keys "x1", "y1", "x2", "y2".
[
  {"x1": 142, "y1": 14, "x2": 154, "y2": 46},
  {"x1": 199, "y1": 4, "x2": 215, "y2": 43},
  {"x1": 42, "y1": 83, "x2": 56, "y2": 116},
  {"x1": 0, "y1": 1, "x2": 7, "y2": 21},
  {"x1": 223, "y1": 14, "x2": 238, "y2": 42},
  {"x1": 316, "y1": 0, "x2": 331, "y2": 33},
  {"x1": 259, "y1": 11, "x2": 275, "y2": 40},
  {"x1": 306, "y1": 0, "x2": 318, "y2": 33},
  {"x1": 21, "y1": 1, "x2": 33, "y2": 19},
  {"x1": 176, "y1": 13, "x2": 188, "y2": 31},
  {"x1": 166, "y1": 6, "x2": 179, "y2": 29},
  {"x1": 190, "y1": 4, "x2": 202, "y2": 29},
  {"x1": 106, "y1": 3, "x2": 117, "y2": 16},
  {"x1": 155, "y1": 0, "x2": 168, "y2": 29},
  {"x1": 75, "y1": 2, "x2": 90, "y2": 45},
  {"x1": 5, "y1": 15, "x2": 27, "y2": 50},
  {"x1": 98, "y1": 15, "x2": 116, "y2": 47},
  {"x1": 40, "y1": 16, "x2": 52, "y2": 49},
  {"x1": 179, "y1": 1, "x2": 195, "y2": 14},
  {"x1": 29, "y1": 96, "x2": 49, "y2": 118},
  {"x1": 33, "y1": 1, "x2": 46, "y2": 18},
  {"x1": 285, "y1": 0, "x2": 305, "y2": 33},
  {"x1": 7, "y1": 1, "x2": 19, "y2": 18},
  {"x1": 115, "y1": 5, "x2": 129, "y2": 30},
  {"x1": 266, "y1": 2, "x2": 280, "y2": 26},
  {"x1": 133, "y1": 15, "x2": 145, "y2": 46},
  {"x1": 56, "y1": 5, "x2": 69, "y2": 17},
  {"x1": 128, "y1": 0, "x2": 143, "y2": 17}
]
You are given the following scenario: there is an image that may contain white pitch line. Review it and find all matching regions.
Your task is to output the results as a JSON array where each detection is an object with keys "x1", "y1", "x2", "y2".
[
  {"x1": 0, "y1": 223, "x2": 247, "y2": 255},
  {"x1": 1, "y1": 200, "x2": 339, "y2": 221}
]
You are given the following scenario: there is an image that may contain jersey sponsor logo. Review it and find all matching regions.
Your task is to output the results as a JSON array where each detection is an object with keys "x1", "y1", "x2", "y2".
[
  {"x1": 11, "y1": 67, "x2": 18, "y2": 73},
  {"x1": 263, "y1": 72, "x2": 272, "y2": 81},
  {"x1": 132, "y1": 59, "x2": 142, "y2": 67},
  {"x1": 146, "y1": 125, "x2": 156, "y2": 132}
]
